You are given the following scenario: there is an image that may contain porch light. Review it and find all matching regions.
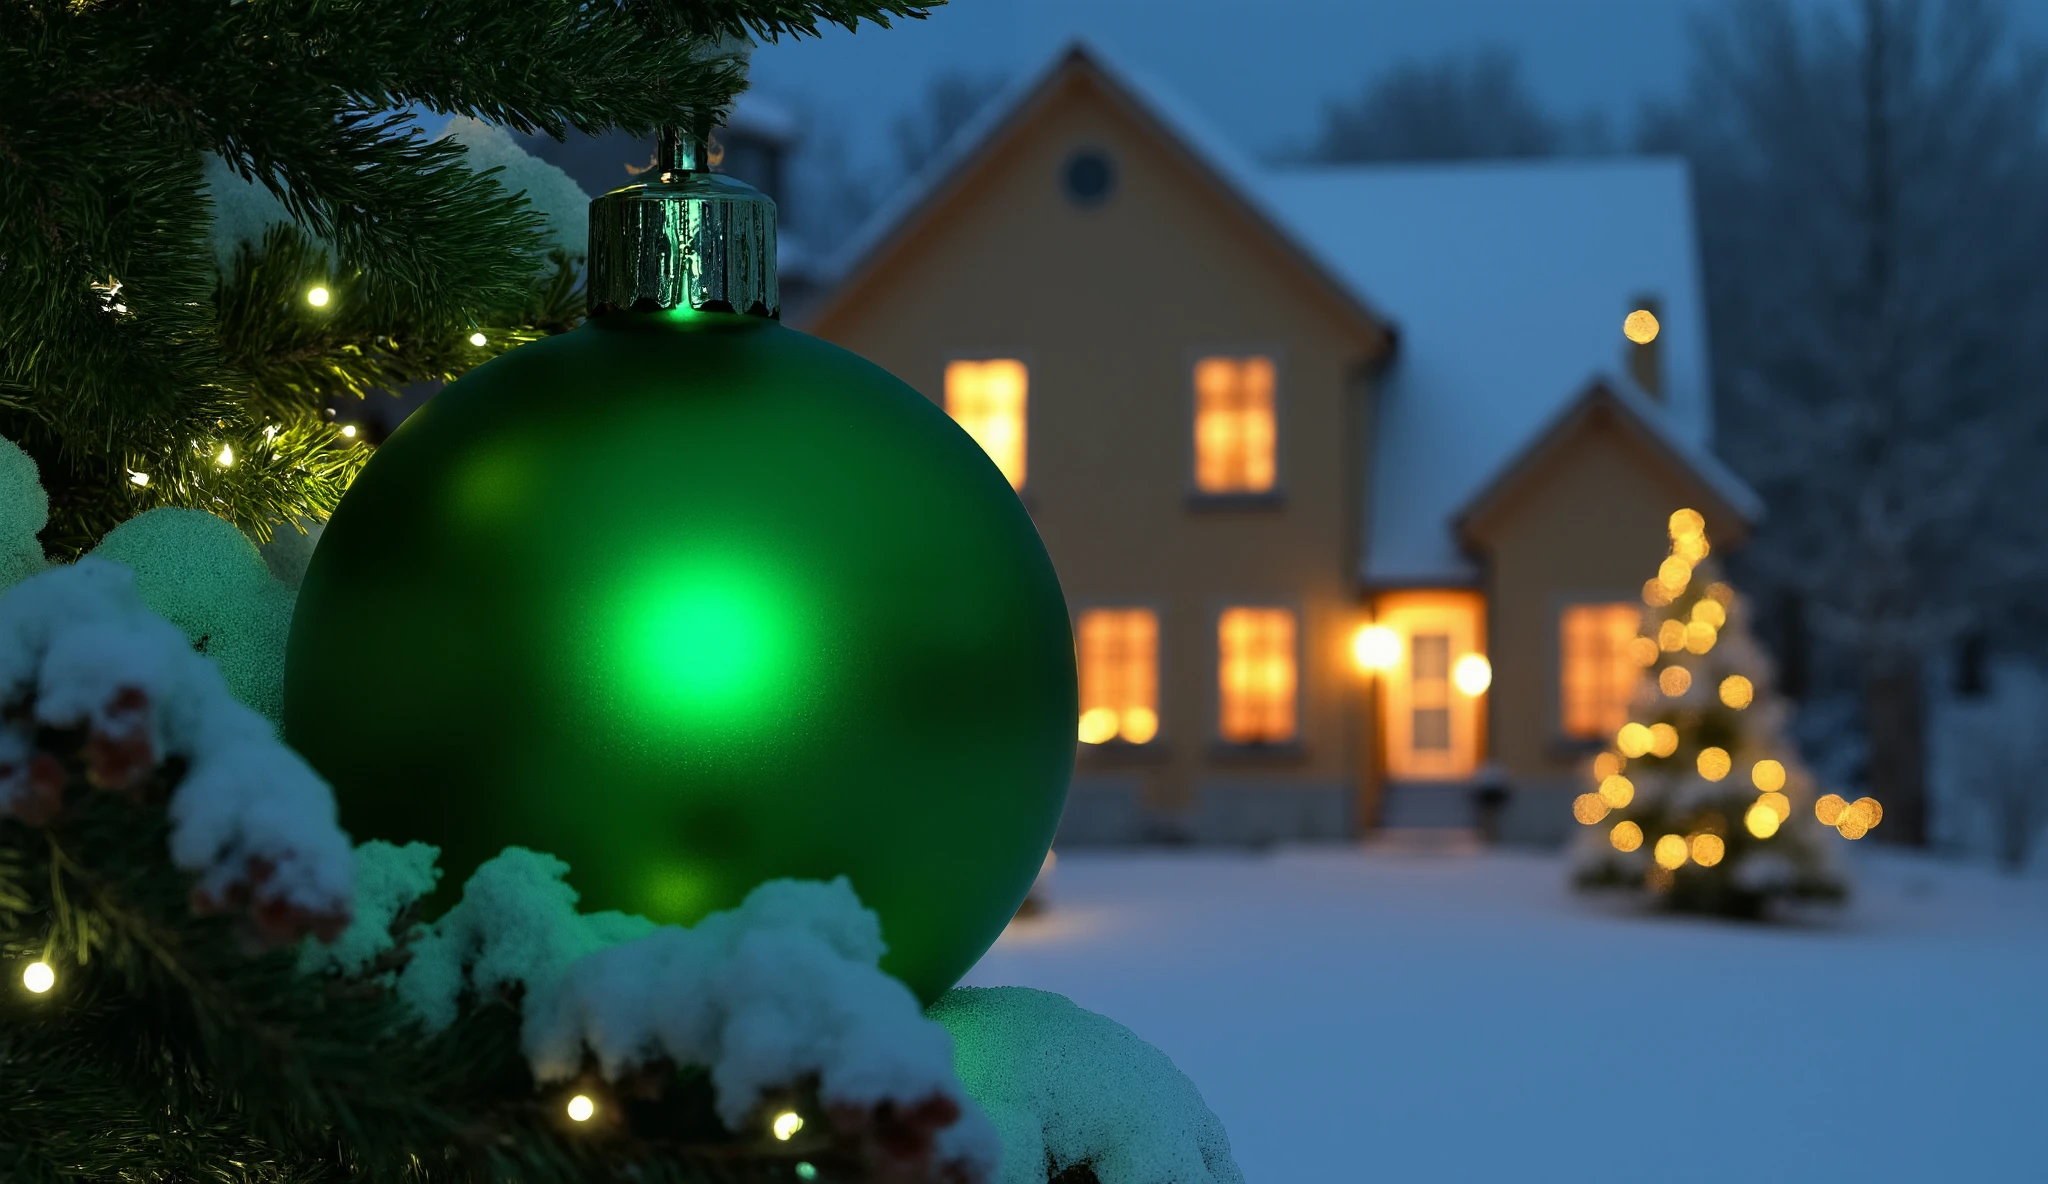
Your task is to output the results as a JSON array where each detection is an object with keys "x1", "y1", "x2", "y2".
[
  {"x1": 1350, "y1": 624, "x2": 1401, "y2": 672},
  {"x1": 1451, "y1": 653, "x2": 1491, "y2": 696}
]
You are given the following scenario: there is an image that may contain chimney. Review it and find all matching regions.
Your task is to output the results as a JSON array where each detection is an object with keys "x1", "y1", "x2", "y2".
[{"x1": 1624, "y1": 295, "x2": 1663, "y2": 400}]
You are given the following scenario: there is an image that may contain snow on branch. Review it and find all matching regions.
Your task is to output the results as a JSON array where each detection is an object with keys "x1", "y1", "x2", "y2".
[
  {"x1": 0, "y1": 559, "x2": 353, "y2": 942},
  {"x1": 355, "y1": 848, "x2": 998, "y2": 1182}
]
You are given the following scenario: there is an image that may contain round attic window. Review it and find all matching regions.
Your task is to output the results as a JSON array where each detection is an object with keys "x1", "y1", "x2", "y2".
[{"x1": 1062, "y1": 148, "x2": 1116, "y2": 206}]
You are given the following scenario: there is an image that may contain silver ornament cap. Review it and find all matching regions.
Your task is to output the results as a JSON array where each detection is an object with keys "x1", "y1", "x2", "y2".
[{"x1": 586, "y1": 124, "x2": 778, "y2": 318}]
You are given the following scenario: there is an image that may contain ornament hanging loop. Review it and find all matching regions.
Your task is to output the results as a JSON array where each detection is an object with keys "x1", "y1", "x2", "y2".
[{"x1": 657, "y1": 118, "x2": 717, "y2": 180}]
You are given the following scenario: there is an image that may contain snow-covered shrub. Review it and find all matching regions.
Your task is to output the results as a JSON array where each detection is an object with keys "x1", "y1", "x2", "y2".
[
  {"x1": 91, "y1": 508, "x2": 297, "y2": 723},
  {"x1": 440, "y1": 116, "x2": 591, "y2": 258},
  {"x1": 203, "y1": 152, "x2": 307, "y2": 271},
  {"x1": 0, "y1": 559, "x2": 352, "y2": 940},
  {"x1": 930, "y1": 987, "x2": 1244, "y2": 1184},
  {"x1": 1941, "y1": 663, "x2": 2048, "y2": 871},
  {"x1": 0, "y1": 436, "x2": 48, "y2": 590}
]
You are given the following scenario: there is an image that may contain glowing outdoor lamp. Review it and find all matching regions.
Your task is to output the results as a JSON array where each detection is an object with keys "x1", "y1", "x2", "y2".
[
  {"x1": 1452, "y1": 653, "x2": 1492, "y2": 696},
  {"x1": 1350, "y1": 623, "x2": 1400, "y2": 673}
]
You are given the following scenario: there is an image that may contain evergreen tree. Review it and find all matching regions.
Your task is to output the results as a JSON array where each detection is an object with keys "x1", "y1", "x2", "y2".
[{"x1": 1572, "y1": 509, "x2": 1866, "y2": 918}]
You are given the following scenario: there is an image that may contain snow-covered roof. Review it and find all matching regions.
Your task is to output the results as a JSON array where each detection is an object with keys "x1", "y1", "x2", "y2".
[
  {"x1": 820, "y1": 40, "x2": 1745, "y2": 587},
  {"x1": 1257, "y1": 157, "x2": 1722, "y2": 583},
  {"x1": 726, "y1": 90, "x2": 800, "y2": 144}
]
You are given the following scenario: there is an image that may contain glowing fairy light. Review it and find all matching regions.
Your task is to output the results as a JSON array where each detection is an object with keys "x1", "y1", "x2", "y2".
[
  {"x1": 1648, "y1": 723, "x2": 1679, "y2": 758},
  {"x1": 1617, "y1": 722, "x2": 1653, "y2": 758},
  {"x1": 1758, "y1": 791, "x2": 1791, "y2": 823},
  {"x1": 1690, "y1": 600, "x2": 1726, "y2": 628},
  {"x1": 1745, "y1": 801, "x2": 1782, "y2": 839},
  {"x1": 1814, "y1": 794, "x2": 1847, "y2": 826},
  {"x1": 1752, "y1": 760, "x2": 1787, "y2": 793},
  {"x1": 1659, "y1": 666, "x2": 1692, "y2": 696},
  {"x1": 1625, "y1": 309, "x2": 1661, "y2": 345},
  {"x1": 128, "y1": 471, "x2": 149, "y2": 487},
  {"x1": 566, "y1": 1094, "x2": 595, "y2": 1122},
  {"x1": 1668, "y1": 508, "x2": 1704, "y2": 538},
  {"x1": 1720, "y1": 675, "x2": 1754, "y2": 709},
  {"x1": 1683, "y1": 621, "x2": 1718, "y2": 654},
  {"x1": 1628, "y1": 636, "x2": 1661, "y2": 666},
  {"x1": 1689, "y1": 833, "x2": 1726, "y2": 867},
  {"x1": 1598, "y1": 775, "x2": 1635, "y2": 809},
  {"x1": 22, "y1": 961, "x2": 54, "y2": 993},
  {"x1": 1658, "y1": 556, "x2": 1694, "y2": 595},
  {"x1": 1704, "y1": 582, "x2": 1734, "y2": 605},
  {"x1": 1077, "y1": 708, "x2": 1118, "y2": 745},
  {"x1": 1696, "y1": 746, "x2": 1732, "y2": 781},
  {"x1": 1610, "y1": 820, "x2": 1644, "y2": 852},
  {"x1": 305, "y1": 285, "x2": 331, "y2": 308},
  {"x1": 1643, "y1": 578, "x2": 1674, "y2": 607},
  {"x1": 1573, "y1": 793, "x2": 1611, "y2": 825},
  {"x1": 1658, "y1": 620, "x2": 1687, "y2": 652},
  {"x1": 1119, "y1": 706, "x2": 1158, "y2": 744},
  {"x1": 216, "y1": 443, "x2": 234, "y2": 467},
  {"x1": 341, "y1": 424, "x2": 358, "y2": 438},
  {"x1": 773, "y1": 1111, "x2": 805, "y2": 1141},
  {"x1": 1653, "y1": 834, "x2": 1689, "y2": 870},
  {"x1": 1852, "y1": 797, "x2": 1883, "y2": 827},
  {"x1": 1593, "y1": 752, "x2": 1623, "y2": 780}
]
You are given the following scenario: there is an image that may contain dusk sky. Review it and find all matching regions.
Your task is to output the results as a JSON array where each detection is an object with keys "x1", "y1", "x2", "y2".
[{"x1": 747, "y1": 0, "x2": 2048, "y2": 161}]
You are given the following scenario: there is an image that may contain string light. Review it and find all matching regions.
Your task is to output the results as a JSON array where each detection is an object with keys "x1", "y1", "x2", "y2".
[
  {"x1": 1658, "y1": 556, "x2": 1694, "y2": 595},
  {"x1": 1659, "y1": 666, "x2": 1692, "y2": 696},
  {"x1": 1683, "y1": 621, "x2": 1718, "y2": 654},
  {"x1": 1653, "y1": 834, "x2": 1689, "y2": 870},
  {"x1": 772, "y1": 1111, "x2": 805, "y2": 1141},
  {"x1": 1598, "y1": 775, "x2": 1634, "y2": 809},
  {"x1": 306, "y1": 285, "x2": 331, "y2": 308},
  {"x1": 1852, "y1": 797, "x2": 1883, "y2": 827},
  {"x1": 1745, "y1": 801, "x2": 1782, "y2": 838},
  {"x1": 1720, "y1": 675, "x2": 1754, "y2": 709},
  {"x1": 1674, "y1": 533, "x2": 1710, "y2": 563},
  {"x1": 796, "y1": 1165, "x2": 819, "y2": 1182},
  {"x1": 1625, "y1": 309, "x2": 1661, "y2": 344},
  {"x1": 22, "y1": 961, "x2": 54, "y2": 993},
  {"x1": 1643, "y1": 578, "x2": 1674, "y2": 607},
  {"x1": 1610, "y1": 820, "x2": 1644, "y2": 852},
  {"x1": 1752, "y1": 760, "x2": 1786, "y2": 793},
  {"x1": 1690, "y1": 833, "x2": 1726, "y2": 867},
  {"x1": 1648, "y1": 723, "x2": 1679, "y2": 757},
  {"x1": 1452, "y1": 653, "x2": 1492, "y2": 696},
  {"x1": 1119, "y1": 706, "x2": 1158, "y2": 744},
  {"x1": 1593, "y1": 752, "x2": 1623, "y2": 780},
  {"x1": 1617, "y1": 722, "x2": 1653, "y2": 758},
  {"x1": 1814, "y1": 794, "x2": 1847, "y2": 826},
  {"x1": 1077, "y1": 708, "x2": 1117, "y2": 745},
  {"x1": 1351, "y1": 624, "x2": 1400, "y2": 671},
  {"x1": 1628, "y1": 636, "x2": 1661, "y2": 666},
  {"x1": 469, "y1": 331, "x2": 488, "y2": 347},
  {"x1": 128, "y1": 471, "x2": 149, "y2": 487},
  {"x1": 566, "y1": 1094, "x2": 596, "y2": 1122},
  {"x1": 1690, "y1": 600, "x2": 1726, "y2": 628},
  {"x1": 1837, "y1": 814, "x2": 1870, "y2": 840},
  {"x1": 1573, "y1": 793, "x2": 1611, "y2": 825},
  {"x1": 1697, "y1": 746, "x2": 1731, "y2": 781},
  {"x1": 1705, "y1": 582, "x2": 1734, "y2": 604},
  {"x1": 1668, "y1": 508, "x2": 1705, "y2": 538},
  {"x1": 216, "y1": 443, "x2": 234, "y2": 467},
  {"x1": 1657, "y1": 620, "x2": 1686, "y2": 651},
  {"x1": 341, "y1": 424, "x2": 358, "y2": 439}
]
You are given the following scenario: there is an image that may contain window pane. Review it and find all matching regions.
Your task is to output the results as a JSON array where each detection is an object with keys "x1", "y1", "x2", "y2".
[
  {"x1": 1411, "y1": 633, "x2": 1450, "y2": 684},
  {"x1": 1194, "y1": 356, "x2": 1276, "y2": 493},
  {"x1": 944, "y1": 359, "x2": 1027, "y2": 489},
  {"x1": 1412, "y1": 707, "x2": 1451, "y2": 752},
  {"x1": 1218, "y1": 607, "x2": 1297, "y2": 744},
  {"x1": 1077, "y1": 609, "x2": 1159, "y2": 744},
  {"x1": 1560, "y1": 603, "x2": 1644, "y2": 738}
]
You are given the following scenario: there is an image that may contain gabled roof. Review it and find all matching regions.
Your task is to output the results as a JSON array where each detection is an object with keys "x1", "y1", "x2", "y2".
[
  {"x1": 1455, "y1": 376, "x2": 1763, "y2": 547},
  {"x1": 809, "y1": 40, "x2": 1394, "y2": 353}
]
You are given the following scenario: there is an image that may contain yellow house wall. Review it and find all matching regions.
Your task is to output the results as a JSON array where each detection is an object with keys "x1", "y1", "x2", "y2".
[
  {"x1": 1467, "y1": 412, "x2": 1720, "y2": 784},
  {"x1": 807, "y1": 70, "x2": 1382, "y2": 820}
]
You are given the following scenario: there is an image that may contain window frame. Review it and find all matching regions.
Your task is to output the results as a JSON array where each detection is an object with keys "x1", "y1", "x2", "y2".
[
  {"x1": 1551, "y1": 593, "x2": 1646, "y2": 752},
  {"x1": 1209, "y1": 599, "x2": 1305, "y2": 753},
  {"x1": 1073, "y1": 601, "x2": 1167, "y2": 751},
  {"x1": 1185, "y1": 345, "x2": 1287, "y2": 509},
  {"x1": 940, "y1": 350, "x2": 1035, "y2": 494}
]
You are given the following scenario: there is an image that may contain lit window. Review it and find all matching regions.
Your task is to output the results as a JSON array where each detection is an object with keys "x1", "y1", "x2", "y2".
[
  {"x1": 1217, "y1": 607, "x2": 1296, "y2": 744},
  {"x1": 1077, "y1": 609, "x2": 1159, "y2": 745},
  {"x1": 1375, "y1": 591, "x2": 1485, "y2": 780},
  {"x1": 944, "y1": 359, "x2": 1027, "y2": 489},
  {"x1": 1193, "y1": 356, "x2": 1276, "y2": 493},
  {"x1": 1560, "y1": 603, "x2": 1643, "y2": 739}
]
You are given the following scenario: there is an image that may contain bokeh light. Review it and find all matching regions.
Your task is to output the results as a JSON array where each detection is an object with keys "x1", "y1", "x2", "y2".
[
  {"x1": 566, "y1": 1094, "x2": 595, "y2": 1122},
  {"x1": 1815, "y1": 793, "x2": 1847, "y2": 826},
  {"x1": 305, "y1": 284, "x2": 331, "y2": 308},
  {"x1": 1658, "y1": 556, "x2": 1694, "y2": 595},
  {"x1": 1573, "y1": 793, "x2": 1611, "y2": 825},
  {"x1": 1697, "y1": 746, "x2": 1731, "y2": 781},
  {"x1": 1452, "y1": 652, "x2": 1493, "y2": 696},
  {"x1": 1598, "y1": 775, "x2": 1635, "y2": 809},
  {"x1": 1674, "y1": 532, "x2": 1710, "y2": 563},
  {"x1": 1593, "y1": 752, "x2": 1623, "y2": 780},
  {"x1": 1683, "y1": 621, "x2": 1718, "y2": 654},
  {"x1": 1758, "y1": 791, "x2": 1792, "y2": 822},
  {"x1": 1752, "y1": 760, "x2": 1787, "y2": 793},
  {"x1": 1705, "y1": 582, "x2": 1734, "y2": 604},
  {"x1": 1837, "y1": 815, "x2": 1870, "y2": 840},
  {"x1": 1691, "y1": 600, "x2": 1726, "y2": 628},
  {"x1": 1648, "y1": 723, "x2": 1679, "y2": 757},
  {"x1": 1658, "y1": 620, "x2": 1687, "y2": 651},
  {"x1": 1119, "y1": 706, "x2": 1158, "y2": 744},
  {"x1": 1668, "y1": 508, "x2": 1705, "y2": 538},
  {"x1": 1745, "y1": 801, "x2": 1782, "y2": 838},
  {"x1": 1654, "y1": 834, "x2": 1689, "y2": 869},
  {"x1": 1720, "y1": 675, "x2": 1754, "y2": 709},
  {"x1": 1078, "y1": 707, "x2": 1118, "y2": 744},
  {"x1": 1351, "y1": 624, "x2": 1400, "y2": 671},
  {"x1": 22, "y1": 961, "x2": 54, "y2": 994},
  {"x1": 1626, "y1": 309, "x2": 1662, "y2": 344},
  {"x1": 1617, "y1": 722, "x2": 1653, "y2": 758},
  {"x1": 1690, "y1": 833, "x2": 1726, "y2": 867},
  {"x1": 1659, "y1": 666, "x2": 1693, "y2": 696},
  {"x1": 1629, "y1": 636, "x2": 1661, "y2": 666},
  {"x1": 1643, "y1": 578, "x2": 1674, "y2": 608},
  {"x1": 773, "y1": 1111, "x2": 805, "y2": 1141},
  {"x1": 1611, "y1": 820, "x2": 1644, "y2": 851}
]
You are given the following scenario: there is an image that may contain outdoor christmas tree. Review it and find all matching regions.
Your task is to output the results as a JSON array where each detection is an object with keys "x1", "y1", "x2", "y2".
[{"x1": 1571, "y1": 509, "x2": 1874, "y2": 918}]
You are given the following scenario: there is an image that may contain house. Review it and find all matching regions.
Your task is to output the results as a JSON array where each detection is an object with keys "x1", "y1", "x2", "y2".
[{"x1": 801, "y1": 42, "x2": 1762, "y2": 846}]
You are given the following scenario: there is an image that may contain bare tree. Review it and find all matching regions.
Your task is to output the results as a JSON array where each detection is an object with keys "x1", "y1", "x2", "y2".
[
  {"x1": 1644, "y1": 0, "x2": 2048, "y2": 844},
  {"x1": 1307, "y1": 49, "x2": 1579, "y2": 163}
]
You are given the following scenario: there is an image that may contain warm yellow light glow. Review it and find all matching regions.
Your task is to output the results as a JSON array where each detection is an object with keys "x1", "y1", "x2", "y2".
[
  {"x1": 341, "y1": 424, "x2": 358, "y2": 438},
  {"x1": 1852, "y1": 797, "x2": 1883, "y2": 828},
  {"x1": 1078, "y1": 707, "x2": 1118, "y2": 745},
  {"x1": 1759, "y1": 791, "x2": 1791, "y2": 822},
  {"x1": 1814, "y1": 793, "x2": 1847, "y2": 826},
  {"x1": 1669, "y1": 508, "x2": 1705, "y2": 538},
  {"x1": 1560, "y1": 603, "x2": 1643, "y2": 740},
  {"x1": 1625, "y1": 309, "x2": 1662, "y2": 345},
  {"x1": 306, "y1": 285, "x2": 331, "y2": 308},
  {"x1": 1658, "y1": 620, "x2": 1687, "y2": 652},
  {"x1": 1593, "y1": 752, "x2": 1623, "y2": 780},
  {"x1": 1690, "y1": 600, "x2": 1726, "y2": 628},
  {"x1": 1598, "y1": 774, "x2": 1635, "y2": 809},
  {"x1": 1697, "y1": 746, "x2": 1732, "y2": 781},
  {"x1": 469, "y1": 331, "x2": 488, "y2": 347},
  {"x1": 1643, "y1": 578, "x2": 1674, "y2": 607},
  {"x1": 1610, "y1": 820, "x2": 1644, "y2": 852},
  {"x1": 1705, "y1": 582, "x2": 1735, "y2": 605},
  {"x1": 1837, "y1": 815, "x2": 1870, "y2": 840},
  {"x1": 1720, "y1": 675, "x2": 1754, "y2": 709},
  {"x1": 22, "y1": 961, "x2": 54, "y2": 994},
  {"x1": 1675, "y1": 534, "x2": 1711, "y2": 563},
  {"x1": 1690, "y1": 833, "x2": 1726, "y2": 867},
  {"x1": 1452, "y1": 652, "x2": 1492, "y2": 696},
  {"x1": 1218, "y1": 607, "x2": 1297, "y2": 744},
  {"x1": 1351, "y1": 624, "x2": 1401, "y2": 672},
  {"x1": 946, "y1": 359, "x2": 1028, "y2": 489},
  {"x1": 566, "y1": 1094, "x2": 595, "y2": 1122},
  {"x1": 1194, "y1": 355, "x2": 1277, "y2": 494},
  {"x1": 1683, "y1": 621, "x2": 1718, "y2": 654},
  {"x1": 1659, "y1": 666, "x2": 1692, "y2": 697},
  {"x1": 1120, "y1": 706, "x2": 1159, "y2": 744},
  {"x1": 1573, "y1": 793, "x2": 1611, "y2": 825},
  {"x1": 1653, "y1": 834, "x2": 1689, "y2": 869},
  {"x1": 1617, "y1": 722, "x2": 1653, "y2": 758},
  {"x1": 1752, "y1": 760, "x2": 1787, "y2": 793},
  {"x1": 1628, "y1": 636, "x2": 1661, "y2": 667},
  {"x1": 216, "y1": 443, "x2": 234, "y2": 467},
  {"x1": 1658, "y1": 556, "x2": 1694, "y2": 594},
  {"x1": 1745, "y1": 802, "x2": 1782, "y2": 838},
  {"x1": 773, "y1": 1111, "x2": 805, "y2": 1141},
  {"x1": 128, "y1": 471, "x2": 149, "y2": 487},
  {"x1": 1648, "y1": 723, "x2": 1679, "y2": 757}
]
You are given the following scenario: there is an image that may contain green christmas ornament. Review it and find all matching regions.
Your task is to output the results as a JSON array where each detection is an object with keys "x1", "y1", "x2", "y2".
[{"x1": 284, "y1": 126, "x2": 1076, "y2": 1003}]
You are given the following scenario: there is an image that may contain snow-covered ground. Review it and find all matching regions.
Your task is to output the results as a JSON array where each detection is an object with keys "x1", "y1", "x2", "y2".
[{"x1": 962, "y1": 846, "x2": 2048, "y2": 1183}]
